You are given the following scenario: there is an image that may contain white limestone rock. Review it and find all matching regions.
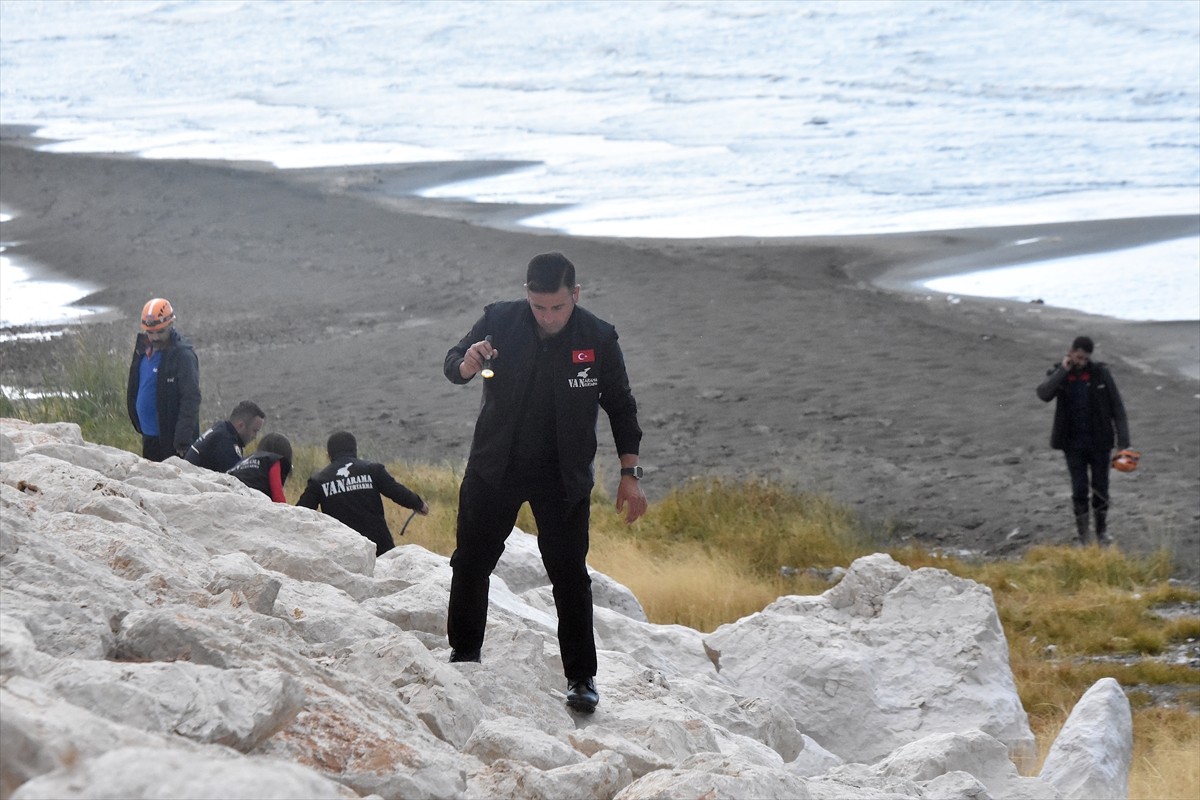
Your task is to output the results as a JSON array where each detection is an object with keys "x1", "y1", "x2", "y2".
[
  {"x1": 1, "y1": 421, "x2": 1135, "y2": 800},
  {"x1": 614, "y1": 753, "x2": 817, "y2": 800},
  {"x1": 464, "y1": 716, "x2": 585, "y2": 770},
  {"x1": 593, "y1": 604, "x2": 717, "y2": 678},
  {"x1": 326, "y1": 631, "x2": 487, "y2": 750},
  {"x1": 1039, "y1": 677, "x2": 1132, "y2": 800},
  {"x1": 9, "y1": 745, "x2": 359, "y2": 800},
  {"x1": 466, "y1": 751, "x2": 633, "y2": 800},
  {"x1": 0, "y1": 431, "x2": 18, "y2": 462},
  {"x1": 868, "y1": 729, "x2": 1060, "y2": 799},
  {"x1": 786, "y1": 734, "x2": 846, "y2": 777},
  {"x1": 0, "y1": 676, "x2": 213, "y2": 796},
  {"x1": 567, "y1": 726, "x2": 672, "y2": 779},
  {"x1": 704, "y1": 553, "x2": 1035, "y2": 764},
  {"x1": 494, "y1": 530, "x2": 647, "y2": 621},
  {"x1": 41, "y1": 658, "x2": 304, "y2": 751}
]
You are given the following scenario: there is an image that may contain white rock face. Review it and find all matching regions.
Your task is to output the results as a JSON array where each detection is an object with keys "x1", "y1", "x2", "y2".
[
  {"x1": 0, "y1": 420, "x2": 1115, "y2": 799},
  {"x1": 1039, "y1": 677, "x2": 1133, "y2": 799},
  {"x1": 704, "y1": 552, "x2": 1037, "y2": 765}
]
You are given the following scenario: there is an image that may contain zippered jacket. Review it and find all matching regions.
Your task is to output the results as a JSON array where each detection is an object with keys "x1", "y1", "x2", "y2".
[
  {"x1": 126, "y1": 329, "x2": 201, "y2": 455},
  {"x1": 186, "y1": 420, "x2": 244, "y2": 472},
  {"x1": 1036, "y1": 361, "x2": 1130, "y2": 451},
  {"x1": 443, "y1": 299, "x2": 642, "y2": 499}
]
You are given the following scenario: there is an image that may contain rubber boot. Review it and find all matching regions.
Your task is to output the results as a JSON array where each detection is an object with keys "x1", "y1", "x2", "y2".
[
  {"x1": 1094, "y1": 508, "x2": 1111, "y2": 546},
  {"x1": 1073, "y1": 503, "x2": 1091, "y2": 545}
]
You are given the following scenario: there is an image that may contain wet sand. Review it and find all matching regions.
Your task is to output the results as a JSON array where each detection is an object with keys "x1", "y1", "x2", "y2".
[{"x1": 2, "y1": 129, "x2": 1197, "y2": 579}]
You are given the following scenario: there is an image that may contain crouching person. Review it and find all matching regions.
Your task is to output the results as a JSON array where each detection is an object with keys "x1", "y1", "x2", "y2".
[
  {"x1": 296, "y1": 431, "x2": 429, "y2": 556},
  {"x1": 228, "y1": 433, "x2": 293, "y2": 503}
]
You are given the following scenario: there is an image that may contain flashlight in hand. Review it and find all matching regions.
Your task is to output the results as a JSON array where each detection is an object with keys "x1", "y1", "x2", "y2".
[{"x1": 481, "y1": 335, "x2": 495, "y2": 379}]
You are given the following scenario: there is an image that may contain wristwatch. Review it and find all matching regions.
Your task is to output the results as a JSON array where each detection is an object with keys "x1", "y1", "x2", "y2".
[{"x1": 619, "y1": 466, "x2": 643, "y2": 479}]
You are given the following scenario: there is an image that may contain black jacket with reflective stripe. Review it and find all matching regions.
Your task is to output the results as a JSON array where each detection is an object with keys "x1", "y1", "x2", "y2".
[{"x1": 186, "y1": 419, "x2": 243, "y2": 472}]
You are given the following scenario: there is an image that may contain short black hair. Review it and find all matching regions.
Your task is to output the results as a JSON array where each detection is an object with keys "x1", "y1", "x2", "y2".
[
  {"x1": 1071, "y1": 336, "x2": 1094, "y2": 353},
  {"x1": 257, "y1": 432, "x2": 292, "y2": 462},
  {"x1": 327, "y1": 430, "x2": 357, "y2": 459},
  {"x1": 229, "y1": 400, "x2": 265, "y2": 424},
  {"x1": 526, "y1": 252, "x2": 576, "y2": 293}
]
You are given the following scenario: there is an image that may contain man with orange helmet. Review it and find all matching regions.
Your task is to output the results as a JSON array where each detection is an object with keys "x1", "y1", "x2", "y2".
[
  {"x1": 1036, "y1": 336, "x2": 1131, "y2": 546},
  {"x1": 126, "y1": 298, "x2": 201, "y2": 461}
]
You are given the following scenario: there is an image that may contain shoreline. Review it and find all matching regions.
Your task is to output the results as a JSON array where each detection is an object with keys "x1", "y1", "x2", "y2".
[
  {"x1": 6, "y1": 209, "x2": 1197, "y2": 381},
  {"x1": 2, "y1": 134, "x2": 1197, "y2": 579},
  {"x1": 5, "y1": 133, "x2": 1197, "y2": 380}
]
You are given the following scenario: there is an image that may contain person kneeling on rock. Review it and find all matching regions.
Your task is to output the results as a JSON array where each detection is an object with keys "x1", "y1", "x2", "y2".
[
  {"x1": 295, "y1": 430, "x2": 429, "y2": 556},
  {"x1": 228, "y1": 433, "x2": 293, "y2": 504}
]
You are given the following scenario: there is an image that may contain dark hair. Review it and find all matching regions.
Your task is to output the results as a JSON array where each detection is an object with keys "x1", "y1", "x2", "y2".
[
  {"x1": 257, "y1": 432, "x2": 292, "y2": 462},
  {"x1": 229, "y1": 400, "x2": 266, "y2": 424},
  {"x1": 1071, "y1": 336, "x2": 1094, "y2": 353},
  {"x1": 526, "y1": 252, "x2": 576, "y2": 293},
  {"x1": 327, "y1": 430, "x2": 357, "y2": 459}
]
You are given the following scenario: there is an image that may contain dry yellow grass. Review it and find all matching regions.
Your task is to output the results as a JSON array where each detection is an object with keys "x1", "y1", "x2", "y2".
[{"x1": 1128, "y1": 707, "x2": 1200, "y2": 800}]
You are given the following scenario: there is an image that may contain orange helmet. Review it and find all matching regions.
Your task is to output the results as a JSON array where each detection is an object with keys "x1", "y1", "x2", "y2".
[
  {"x1": 140, "y1": 298, "x2": 176, "y2": 332},
  {"x1": 1112, "y1": 449, "x2": 1140, "y2": 473}
]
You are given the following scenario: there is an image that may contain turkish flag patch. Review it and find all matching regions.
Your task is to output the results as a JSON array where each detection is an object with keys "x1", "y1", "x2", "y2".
[{"x1": 572, "y1": 349, "x2": 595, "y2": 363}]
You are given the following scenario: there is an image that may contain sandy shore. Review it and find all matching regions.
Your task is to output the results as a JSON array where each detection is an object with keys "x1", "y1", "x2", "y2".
[{"x1": 2, "y1": 129, "x2": 1197, "y2": 579}]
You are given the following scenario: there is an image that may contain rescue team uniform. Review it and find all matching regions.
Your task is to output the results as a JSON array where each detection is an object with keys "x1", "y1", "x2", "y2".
[
  {"x1": 296, "y1": 455, "x2": 425, "y2": 556},
  {"x1": 186, "y1": 420, "x2": 245, "y2": 472},
  {"x1": 126, "y1": 328, "x2": 200, "y2": 462},
  {"x1": 228, "y1": 451, "x2": 291, "y2": 503},
  {"x1": 443, "y1": 299, "x2": 641, "y2": 681}
]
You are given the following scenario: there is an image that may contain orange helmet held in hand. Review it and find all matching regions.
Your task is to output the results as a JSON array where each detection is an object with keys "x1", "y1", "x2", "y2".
[
  {"x1": 1112, "y1": 449, "x2": 1140, "y2": 473},
  {"x1": 140, "y1": 298, "x2": 176, "y2": 332}
]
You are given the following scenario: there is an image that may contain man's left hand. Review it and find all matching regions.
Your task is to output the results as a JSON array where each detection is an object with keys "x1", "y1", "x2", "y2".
[{"x1": 615, "y1": 477, "x2": 647, "y2": 524}]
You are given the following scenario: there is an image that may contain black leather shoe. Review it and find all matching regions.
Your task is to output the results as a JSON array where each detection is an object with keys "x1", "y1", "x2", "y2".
[
  {"x1": 450, "y1": 649, "x2": 480, "y2": 663},
  {"x1": 566, "y1": 677, "x2": 599, "y2": 713}
]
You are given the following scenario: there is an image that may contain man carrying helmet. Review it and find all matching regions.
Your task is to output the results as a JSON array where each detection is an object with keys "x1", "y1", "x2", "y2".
[
  {"x1": 126, "y1": 298, "x2": 201, "y2": 461},
  {"x1": 1036, "y1": 336, "x2": 1132, "y2": 546}
]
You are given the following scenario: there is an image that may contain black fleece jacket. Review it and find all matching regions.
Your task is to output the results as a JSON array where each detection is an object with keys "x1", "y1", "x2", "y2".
[{"x1": 444, "y1": 299, "x2": 641, "y2": 499}]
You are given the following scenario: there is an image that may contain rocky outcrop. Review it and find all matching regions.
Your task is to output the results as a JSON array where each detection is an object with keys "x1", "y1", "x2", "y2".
[
  {"x1": 1039, "y1": 677, "x2": 1133, "y2": 799},
  {"x1": 0, "y1": 420, "x2": 1130, "y2": 799}
]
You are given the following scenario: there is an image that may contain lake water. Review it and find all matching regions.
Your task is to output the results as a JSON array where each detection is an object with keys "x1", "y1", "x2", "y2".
[{"x1": 1, "y1": 0, "x2": 1197, "y2": 324}]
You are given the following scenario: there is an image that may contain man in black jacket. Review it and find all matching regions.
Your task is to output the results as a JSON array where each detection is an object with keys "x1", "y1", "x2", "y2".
[
  {"x1": 186, "y1": 400, "x2": 266, "y2": 472},
  {"x1": 296, "y1": 431, "x2": 429, "y2": 555},
  {"x1": 443, "y1": 252, "x2": 646, "y2": 714},
  {"x1": 126, "y1": 298, "x2": 201, "y2": 461},
  {"x1": 1036, "y1": 336, "x2": 1132, "y2": 545}
]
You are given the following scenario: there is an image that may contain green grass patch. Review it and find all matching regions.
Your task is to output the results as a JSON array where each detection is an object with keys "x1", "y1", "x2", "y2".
[{"x1": 2, "y1": 329, "x2": 141, "y2": 451}]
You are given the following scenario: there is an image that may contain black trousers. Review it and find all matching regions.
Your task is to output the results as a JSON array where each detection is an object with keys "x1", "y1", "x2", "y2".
[
  {"x1": 1065, "y1": 448, "x2": 1111, "y2": 516},
  {"x1": 141, "y1": 434, "x2": 174, "y2": 462},
  {"x1": 447, "y1": 468, "x2": 596, "y2": 680}
]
